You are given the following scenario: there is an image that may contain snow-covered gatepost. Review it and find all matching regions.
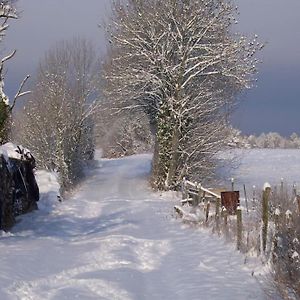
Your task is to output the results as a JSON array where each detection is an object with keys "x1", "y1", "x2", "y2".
[{"x1": 0, "y1": 143, "x2": 39, "y2": 230}]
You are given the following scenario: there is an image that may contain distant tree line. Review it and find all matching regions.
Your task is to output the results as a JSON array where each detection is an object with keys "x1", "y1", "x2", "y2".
[{"x1": 228, "y1": 128, "x2": 300, "y2": 149}]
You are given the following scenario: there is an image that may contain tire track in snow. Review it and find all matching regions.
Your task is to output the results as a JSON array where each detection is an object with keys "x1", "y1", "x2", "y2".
[{"x1": 4, "y1": 154, "x2": 268, "y2": 299}]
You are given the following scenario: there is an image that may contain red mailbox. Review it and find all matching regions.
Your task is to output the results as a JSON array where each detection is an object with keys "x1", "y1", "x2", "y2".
[{"x1": 221, "y1": 191, "x2": 240, "y2": 215}]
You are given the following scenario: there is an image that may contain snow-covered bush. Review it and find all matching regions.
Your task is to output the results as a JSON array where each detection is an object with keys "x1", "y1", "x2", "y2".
[
  {"x1": 17, "y1": 38, "x2": 100, "y2": 191},
  {"x1": 270, "y1": 189, "x2": 300, "y2": 299}
]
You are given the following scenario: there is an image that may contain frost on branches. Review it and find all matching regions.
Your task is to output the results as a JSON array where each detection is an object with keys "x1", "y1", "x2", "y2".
[
  {"x1": 0, "y1": 2, "x2": 30, "y2": 145},
  {"x1": 0, "y1": 2, "x2": 17, "y2": 144},
  {"x1": 19, "y1": 38, "x2": 99, "y2": 191},
  {"x1": 103, "y1": 0, "x2": 262, "y2": 190}
]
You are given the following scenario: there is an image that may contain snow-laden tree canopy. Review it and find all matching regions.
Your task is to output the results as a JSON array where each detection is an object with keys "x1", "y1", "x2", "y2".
[{"x1": 103, "y1": 0, "x2": 263, "y2": 189}]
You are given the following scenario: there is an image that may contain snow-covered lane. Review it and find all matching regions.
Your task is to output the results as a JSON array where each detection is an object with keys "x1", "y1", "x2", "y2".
[{"x1": 0, "y1": 154, "x2": 265, "y2": 300}]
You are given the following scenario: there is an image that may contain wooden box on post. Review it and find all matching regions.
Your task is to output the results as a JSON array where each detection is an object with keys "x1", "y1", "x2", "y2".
[{"x1": 221, "y1": 191, "x2": 240, "y2": 215}]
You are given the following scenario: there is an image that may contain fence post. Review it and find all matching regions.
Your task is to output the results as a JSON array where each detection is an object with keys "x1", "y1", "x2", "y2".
[
  {"x1": 215, "y1": 197, "x2": 221, "y2": 234},
  {"x1": 280, "y1": 178, "x2": 284, "y2": 197},
  {"x1": 243, "y1": 184, "x2": 249, "y2": 213},
  {"x1": 293, "y1": 183, "x2": 297, "y2": 197},
  {"x1": 222, "y1": 207, "x2": 228, "y2": 238},
  {"x1": 182, "y1": 177, "x2": 187, "y2": 200},
  {"x1": 237, "y1": 207, "x2": 242, "y2": 250},
  {"x1": 262, "y1": 183, "x2": 271, "y2": 253},
  {"x1": 296, "y1": 196, "x2": 300, "y2": 216},
  {"x1": 274, "y1": 207, "x2": 281, "y2": 230},
  {"x1": 205, "y1": 201, "x2": 210, "y2": 223},
  {"x1": 197, "y1": 183, "x2": 202, "y2": 203},
  {"x1": 285, "y1": 210, "x2": 292, "y2": 228},
  {"x1": 252, "y1": 185, "x2": 256, "y2": 209},
  {"x1": 215, "y1": 197, "x2": 221, "y2": 219},
  {"x1": 194, "y1": 182, "x2": 198, "y2": 206}
]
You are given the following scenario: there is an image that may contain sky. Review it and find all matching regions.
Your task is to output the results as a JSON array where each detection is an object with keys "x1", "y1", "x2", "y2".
[
  {"x1": 2, "y1": 0, "x2": 300, "y2": 136},
  {"x1": 233, "y1": 0, "x2": 300, "y2": 136}
]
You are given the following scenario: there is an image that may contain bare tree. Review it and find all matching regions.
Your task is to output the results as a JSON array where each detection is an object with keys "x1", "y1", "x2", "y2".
[
  {"x1": 102, "y1": 0, "x2": 262, "y2": 190},
  {"x1": 0, "y1": 2, "x2": 30, "y2": 144},
  {"x1": 19, "y1": 38, "x2": 99, "y2": 190}
]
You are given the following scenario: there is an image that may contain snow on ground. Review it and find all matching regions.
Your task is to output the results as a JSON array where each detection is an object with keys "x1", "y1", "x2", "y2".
[
  {"x1": 0, "y1": 151, "x2": 269, "y2": 299},
  {"x1": 0, "y1": 143, "x2": 31, "y2": 160},
  {"x1": 218, "y1": 148, "x2": 300, "y2": 191}
]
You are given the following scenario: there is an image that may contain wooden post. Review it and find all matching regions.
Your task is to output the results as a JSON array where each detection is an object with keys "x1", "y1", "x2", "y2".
[
  {"x1": 223, "y1": 207, "x2": 228, "y2": 226},
  {"x1": 237, "y1": 207, "x2": 242, "y2": 251},
  {"x1": 293, "y1": 183, "x2": 297, "y2": 197},
  {"x1": 222, "y1": 207, "x2": 228, "y2": 238},
  {"x1": 215, "y1": 198, "x2": 221, "y2": 219},
  {"x1": 280, "y1": 178, "x2": 284, "y2": 197},
  {"x1": 197, "y1": 183, "x2": 202, "y2": 203},
  {"x1": 297, "y1": 196, "x2": 300, "y2": 216},
  {"x1": 182, "y1": 178, "x2": 186, "y2": 200},
  {"x1": 194, "y1": 182, "x2": 198, "y2": 206},
  {"x1": 252, "y1": 185, "x2": 256, "y2": 210},
  {"x1": 243, "y1": 184, "x2": 249, "y2": 213},
  {"x1": 274, "y1": 207, "x2": 280, "y2": 230},
  {"x1": 231, "y1": 178, "x2": 234, "y2": 191},
  {"x1": 215, "y1": 198, "x2": 221, "y2": 234},
  {"x1": 205, "y1": 201, "x2": 210, "y2": 223},
  {"x1": 262, "y1": 183, "x2": 271, "y2": 252},
  {"x1": 285, "y1": 210, "x2": 292, "y2": 228}
]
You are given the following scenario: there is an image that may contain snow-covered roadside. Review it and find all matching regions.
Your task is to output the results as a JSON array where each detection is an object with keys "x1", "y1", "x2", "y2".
[{"x1": 0, "y1": 152, "x2": 266, "y2": 299}]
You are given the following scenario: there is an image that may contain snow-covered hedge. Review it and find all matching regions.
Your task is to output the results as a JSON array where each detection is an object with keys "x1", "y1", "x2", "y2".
[{"x1": 0, "y1": 143, "x2": 39, "y2": 230}]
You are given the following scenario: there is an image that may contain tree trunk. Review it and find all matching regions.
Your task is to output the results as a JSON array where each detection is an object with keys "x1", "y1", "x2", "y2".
[
  {"x1": 166, "y1": 126, "x2": 181, "y2": 188},
  {"x1": 151, "y1": 115, "x2": 181, "y2": 190},
  {"x1": 151, "y1": 110, "x2": 172, "y2": 189}
]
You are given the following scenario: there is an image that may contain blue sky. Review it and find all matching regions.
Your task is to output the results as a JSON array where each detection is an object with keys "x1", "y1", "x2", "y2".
[{"x1": 3, "y1": 0, "x2": 300, "y2": 136}]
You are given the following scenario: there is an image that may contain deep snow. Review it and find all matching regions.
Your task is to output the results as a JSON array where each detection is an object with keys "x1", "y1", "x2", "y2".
[{"x1": 0, "y1": 151, "x2": 267, "y2": 299}]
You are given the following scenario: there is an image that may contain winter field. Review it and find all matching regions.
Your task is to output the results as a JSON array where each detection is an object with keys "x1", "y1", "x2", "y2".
[
  {"x1": 218, "y1": 149, "x2": 300, "y2": 191},
  {"x1": 1, "y1": 149, "x2": 299, "y2": 299}
]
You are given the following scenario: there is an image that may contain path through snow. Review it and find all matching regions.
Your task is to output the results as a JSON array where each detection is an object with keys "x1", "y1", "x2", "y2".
[{"x1": 0, "y1": 153, "x2": 266, "y2": 299}]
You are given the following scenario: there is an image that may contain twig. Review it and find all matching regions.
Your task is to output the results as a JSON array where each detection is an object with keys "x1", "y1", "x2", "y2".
[{"x1": 10, "y1": 75, "x2": 31, "y2": 111}]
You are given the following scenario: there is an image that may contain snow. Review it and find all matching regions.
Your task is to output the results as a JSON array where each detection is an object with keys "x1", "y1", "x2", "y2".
[
  {"x1": 263, "y1": 182, "x2": 271, "y2": 191},
  {"x1": 274, "y1": 208, "x2": 281, "y2": 216},
  {"x1": 218, "y1": 148, "x2": 300, "y2": 190},
  {"x1": 0, "y1": 151, "x2": 266, "y2": 299},
  {"x1": 292, "y1": 251, "x2": 299, "y2": 260},
  {"x1": 0, "y1": 142, "x2": 31, "y2": 160}
]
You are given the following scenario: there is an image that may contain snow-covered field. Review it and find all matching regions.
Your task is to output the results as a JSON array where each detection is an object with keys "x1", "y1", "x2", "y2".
[
  {"x1": 218, "y1": 148, "x2": 300, "y2": 192},
  {"x1": 1, "y1": 149, "x2": 296, "y2": 299}
]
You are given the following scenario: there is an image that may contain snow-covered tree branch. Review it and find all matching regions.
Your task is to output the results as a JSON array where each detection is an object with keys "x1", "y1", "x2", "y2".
[
  {"x1": 102, "y1": 0, "x2": 263, "y2": 190},
  {"x1": 0, "y1": 2, "x2": 30, "y2": 144},
  {"x1": 18, "y1": 38, "x2": 100, "y2": 190}
]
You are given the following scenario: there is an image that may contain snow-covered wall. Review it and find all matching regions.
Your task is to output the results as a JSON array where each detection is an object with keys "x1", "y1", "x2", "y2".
[{"x1": 0, "y1": 143, "x2": 39, "y2": 230}]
